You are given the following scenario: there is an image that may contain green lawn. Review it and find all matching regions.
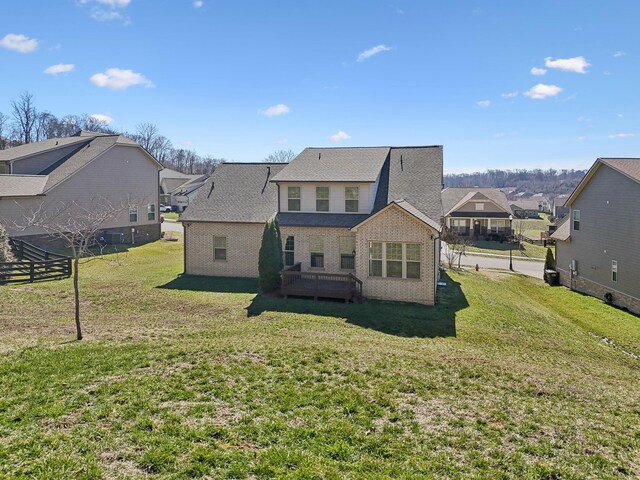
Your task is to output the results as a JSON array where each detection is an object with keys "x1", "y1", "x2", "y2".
[
  {"x1": 1, "y1": 239, "x2": 639, "y2": 478},
  {"x1": 518, "y1": 215, "x2": 552, "y2": 240},
  {"x1": 162, "y1": 212, "x2": 180, "y2": 220},
  {"x1": 464, "y1": 240, "x2": 548, "y2": 259}
]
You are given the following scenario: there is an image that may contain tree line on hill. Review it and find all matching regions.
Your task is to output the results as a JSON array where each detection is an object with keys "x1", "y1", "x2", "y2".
[
  {"x1": 444, "y1": 168, "x2": 587, "y2": 197},
  {"x1": 1, "y1": 91, "x2": 296, "y2": 175}
]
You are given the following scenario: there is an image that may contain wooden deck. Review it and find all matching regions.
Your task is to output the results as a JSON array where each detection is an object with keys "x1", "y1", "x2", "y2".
[{"x1": 280, "y1": 264, "x2": 363, "y2": 303}]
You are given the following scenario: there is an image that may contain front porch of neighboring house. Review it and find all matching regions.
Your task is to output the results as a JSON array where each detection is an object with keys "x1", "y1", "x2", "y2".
[
  {"x1": 447, "y1": 217, "x2": 512, "y2": 240},
  {"x1": 280, "y1": 263, "x2": 364, "y2": 303}
]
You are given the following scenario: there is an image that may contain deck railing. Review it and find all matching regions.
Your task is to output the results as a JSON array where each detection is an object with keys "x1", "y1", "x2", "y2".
[
  {"x1": 280, "y1": 264, "x2": 363, "y2": 303},
  {"x1": 1, "y1": 239, "x2": 72, "y2": 285}
]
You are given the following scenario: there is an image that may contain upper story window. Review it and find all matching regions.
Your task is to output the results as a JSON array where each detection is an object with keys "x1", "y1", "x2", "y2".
[
  {"x1": 316, "y1": 186, "x2": 329, "y2": 212},
  {"x1": 147, "y1": 203, "x2": 156, "y2": 221},
  {"x1": 572, "y1": 209, "x2": 580, "y2": 231},
  {"x1": 288, "y1": 186, "x2": 301, "y2": 211},
  {"x1": 345, "y1": 187, "x2": 359, "y2": 212},
  {"x1": 129, "y1": 206, "x2": 138, "y2": 223},
  {"x1": 475, "y1": 202, "x2": 485, "y2": 211}
]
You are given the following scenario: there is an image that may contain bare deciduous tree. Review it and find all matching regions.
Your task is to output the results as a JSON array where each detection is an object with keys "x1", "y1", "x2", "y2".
[
  {"x1": 16, "y1": 198, "x2": 133, "y2": 340},
  {"x1": 135, "y1": 122, "x2": 160, "y2": 151},
  {"x1": 264, "y1": 149, "x2": 296, "y2": 163},
  {"x1": 11, "y1": 91, "x2": 37, "y2": 144}
]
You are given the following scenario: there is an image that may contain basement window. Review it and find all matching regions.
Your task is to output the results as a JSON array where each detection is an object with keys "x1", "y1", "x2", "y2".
[{"x1": 612, "y1": 260, "x2": 617, "y2": 282}]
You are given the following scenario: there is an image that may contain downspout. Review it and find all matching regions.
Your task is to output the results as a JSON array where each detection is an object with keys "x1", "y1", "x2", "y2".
[{"x1": 434, "y1": 230, "x2": 441, "y2": 304}]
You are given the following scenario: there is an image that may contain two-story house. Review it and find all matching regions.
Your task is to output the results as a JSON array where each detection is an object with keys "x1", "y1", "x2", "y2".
[
  {"x1": 181, "y1": 146, "x2": 443, "y2": 304},
  {"x1": 551, "y1": 158, "x2": 640, "y2": 314},
  {"x1": 0, "y1": 131, "x2": 162, "y2": 246},
  {"x1": 441, "y1": 187, "x2": 513, "y2": 240}
]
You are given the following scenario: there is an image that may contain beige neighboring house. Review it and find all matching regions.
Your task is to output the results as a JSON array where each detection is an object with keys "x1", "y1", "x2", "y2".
[
  {"x1": 159, "y1": 167, "x2": 209, "y2": 212},
  {"x1": 441, "y1": 187, "x2": 513, "y2": 239},
  {"x1": 551, "y1": 158, "x2": 640, "y2": 314},
  {"x1": 0, "y1": 131, "x2": 162, "y2": 246},
  {"x1": 182, "y1": 146, "x2": 443, "y2": 305}
]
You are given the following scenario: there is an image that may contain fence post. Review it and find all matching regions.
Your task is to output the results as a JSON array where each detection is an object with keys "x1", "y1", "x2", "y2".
[{"x1": 29, "y1": 262, "x2": 35, "y2": 283}]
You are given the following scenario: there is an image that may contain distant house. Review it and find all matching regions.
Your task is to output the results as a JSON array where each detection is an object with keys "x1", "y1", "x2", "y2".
[
  {"x1": 0, "y1": 131, "x2": 162, "y2": 246},
  {"x1": 510, "y1": 198, "x2": 546, "y2": 218},
  {"x1": 159, "y1": 167, "x2": 209, "y2": 212},
  {"x1": 551, "y1": 158, "x2": 640, "y2": 314},
  {"x1": 552, "y1": 194, "x2": 570, "y2": 219},
  {"x1": 182, "y1": 146, "x2": 443, "y2": 305},
  {"x1": 442, "y1": 187, "x2": 513, "y2": 239}
]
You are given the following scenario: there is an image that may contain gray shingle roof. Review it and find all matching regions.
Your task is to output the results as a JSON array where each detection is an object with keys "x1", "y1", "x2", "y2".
[
  {"x1": 0, "y1": 175, "x2": 48, "y2": 197},
  {"x1": 550, "y1": 217, "x2": 570, "y2": 241},
  {"x1": 181, "y1": 163, "x2": 285, "y2": 223},
  {"x1": 599, "y1": 158, "x2": 640, "y2": 183},
  {"x1": 270, "y1": 147, "x2": 390, "y2": 182},
  {"x1": 442, "y1": 187, "x2": 511, "y2": 216},
  {"x1": 0, "y1": 136, "x2": 90, "y2": 162},
  {"x1": 277, "y1": 212, "x2": 369, "y2": 228}
]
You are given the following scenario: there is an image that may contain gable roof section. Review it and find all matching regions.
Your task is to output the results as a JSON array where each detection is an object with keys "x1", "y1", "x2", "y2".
[
  {"x1": 0, "y1": 136, "x2": 90, "y2": 163},
  {"x1": 550, "y1": 217, "x2": 570, "y2": 241},
  {"x1": 271, "y1": 147, "x2": 390, "y2": 182},
  {"x1": 351, "y1": 200, "x2": 441, "y2": 232},
  {"x1": 441, "y1": 187, "x2": 511, "y2": 215},
  {"x1": 181, "y1": 163, "x2": 285, "y2": 223},
  {"x1": 565, "y1": 158, "x2": 640, "y2": 207},
  {"x1": 0, "y1": 175, "x2": 48, "y2": 197}
]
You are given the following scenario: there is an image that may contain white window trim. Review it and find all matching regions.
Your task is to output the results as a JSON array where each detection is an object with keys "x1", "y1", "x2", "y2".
[
  {"x1": 475, "y1": 202, "x2": 485, "y2": 211},
  {"x1": 345, "y1": 186, "x2": 359, "y2": 212},
  {"x1": 573, "y1": 209, "x2": 581, "y2": 231},
  {"x1": 129, "y1": 206, "x2": 138, "y2": 223},
  {"x1": 147, "y1": 203, "x2": 156, "y2": 221},
  {"x1": 213, "y1": 236, "x2": 227, "y2": 262},
  {"x1": 612, "y1": 260, "x2": 618, "y2": 283},
  {"x1": 369, "y1": 241, "x2": 421, "y2": 279},
  {"x1": 316, "y1": 186, "x2": 330, "y2": 212},
  {"x1": 287, "y1": 186, "x2": 301, "y2": 211}
]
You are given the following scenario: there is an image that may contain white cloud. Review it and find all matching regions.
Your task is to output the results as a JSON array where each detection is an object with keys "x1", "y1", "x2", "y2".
[
  {"x1": 0, "y1": 33, "x2": 38, "y2": 53},
  {"x1": 182, "y1": 140, "x2": 193, "y2": 147},
  {"x1": 328, "y1": 131, "x2": 351, "y2": 142},
  {"x1": 95, "y1": 0, "x2": 130, "y2": 5},
  {"x1": 477, "y1": 100, "x2": 491, "y2": 108},
  {"x1": 608, "y1": 133, "x2": 636, "y2": 139},
  {"x1": 524, "y1": 83, "x2": 563, "y2": 99},
  {"x1": 90, "y1": 68, "x2": 153, "y2": 90},
  {"x1": 44, "y1": 63, "x2": 75, "y2": 75},
  {"x1": 613, "y1": 51, "x2": 626, "y2": 58},
  {"x1": 501, "y1": 91, "x2": 518, "y2": 99},
  {"x1": 617, "y1": 113, "x2": 624, "y2": 118},
  {"x1": 277, "y1": 138, "x2": 288, "y2": 144},
  {"x1": 577, "y1": 136, "x2": 587, "y2": 141},
  {"x1": 530, "y1": 67, "x2": 547, "y2": 76},
  {"x1": 544, "y1": 56, "x2": 591, "y2": 73},
  {"x1": 258, "y1": 103, "x2": 290, "y2": 117},
  {"x1": 357, "y1": 44, "x2": 392, "y2": 62},
  {"x1": 90, "y1": 113, "x2": 114, "y2": 124},
  {"x1": 193, "y1": 0, "x2": 204, "y2": 7}
]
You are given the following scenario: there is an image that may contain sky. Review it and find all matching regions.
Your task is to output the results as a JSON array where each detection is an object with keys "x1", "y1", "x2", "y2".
[{"x1": 1, "y1": 0, "x2": 639, "y2": 172}]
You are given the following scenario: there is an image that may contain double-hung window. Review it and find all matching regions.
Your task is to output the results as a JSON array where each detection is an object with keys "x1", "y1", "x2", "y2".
[
  {"x1": 288, "y1": 186, "x2": 301, "y2": 211},
  {"x1": 368, "y1": 242, "x2": 421, "y2": 279},
  {"x1": 309, "y1": 236, "x2": 324, "y2": 268},
  {"x1": 612, "y1": 260, "x2": 618, "y2": 282},
  {"x1": 147, "y1": 203, "x2": 156, "y2": 221},
  {"x1": 284, "y1": 236, "x2": 295, "y2": 266},
  {"x1": 345, "y1": 187, "x2": 359, "y2": 212},
  {"x1": 339, "y1": 237, "x2": 355, "y2": 270},
  {"x1": 213, "y1": 236, "x2": 227, "y2": 261},
  {"x1": 573, "y1": 209, "x2": 580, "y2": 231},
  {"x1": 316, "y1": 186, "x2": 329, "y2": 212},
  {"x1": 129, "y1": 206, "x2": 138, "y2": 223}
]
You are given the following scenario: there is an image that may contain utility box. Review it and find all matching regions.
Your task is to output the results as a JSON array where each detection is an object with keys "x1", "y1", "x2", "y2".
[{"x1": 102, "y1": 232, "x2": 125, "y2": 245}]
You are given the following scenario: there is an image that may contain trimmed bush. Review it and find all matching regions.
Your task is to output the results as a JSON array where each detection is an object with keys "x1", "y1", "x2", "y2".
[
  {"x1": 544, "y1": 247, "x2": 555, "y2": 271},
  {"x1": 258, "y1": 217, "x2": 284, "y2": 293}
]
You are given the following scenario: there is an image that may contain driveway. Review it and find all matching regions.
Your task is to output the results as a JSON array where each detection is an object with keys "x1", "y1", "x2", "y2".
[
  {"x1": 442, "y1": 243, "x2": 544, "y2": 279},
  {"x1": 161, "y1": 220, "x2": 183, "y2": 234}
]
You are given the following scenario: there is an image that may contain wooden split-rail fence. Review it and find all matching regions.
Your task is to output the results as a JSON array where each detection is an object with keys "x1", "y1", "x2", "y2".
[{"x1": 0, "y1": 239, "x2": 72, "y2": 285}]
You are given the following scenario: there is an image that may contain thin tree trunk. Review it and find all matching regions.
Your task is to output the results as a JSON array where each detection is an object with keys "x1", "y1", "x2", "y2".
[{"x1": 73, "y1": 256, "x2": 82, "y2": 340}]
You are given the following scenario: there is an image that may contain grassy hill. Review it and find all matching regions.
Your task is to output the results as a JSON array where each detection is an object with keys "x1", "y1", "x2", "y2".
[{"x1": 1, "y1": 238, "x2": 638, "y2": 478}]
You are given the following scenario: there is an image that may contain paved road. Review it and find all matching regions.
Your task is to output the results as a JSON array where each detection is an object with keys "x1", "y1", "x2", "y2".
[
  {"x1": 442, "y1": 243, "x2": 544, "y2": 279},
  {"x1": 161, "y1": 220, "x2": 183, "y2": 234}
]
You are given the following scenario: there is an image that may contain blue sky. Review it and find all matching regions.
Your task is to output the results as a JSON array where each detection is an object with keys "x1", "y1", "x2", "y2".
[{"x1": 1, "y1": 1, "x2": 638, "y2": 172}]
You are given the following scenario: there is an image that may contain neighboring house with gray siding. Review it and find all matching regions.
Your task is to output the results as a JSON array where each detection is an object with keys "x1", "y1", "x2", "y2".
[
  {"x1": 0, "y1": 131, "x2": 162, "y2": 246},
  {"x1": 551, "y1": 158, "x2": 640, "y2": 314},
  {"x1": 159, "y1": 167, "x2": 209, "y2": 212},
  {"x1": 181, "y1": 146, "x2": 443, "y2": 305}
]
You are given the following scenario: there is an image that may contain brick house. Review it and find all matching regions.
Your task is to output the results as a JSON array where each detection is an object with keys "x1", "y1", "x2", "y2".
[
  {"x1": 551, "y1": 158, "x2": 640, "y2": 314},
  {"x1": 181, "y1": 146, "x2": 443, "y2": 304}
]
